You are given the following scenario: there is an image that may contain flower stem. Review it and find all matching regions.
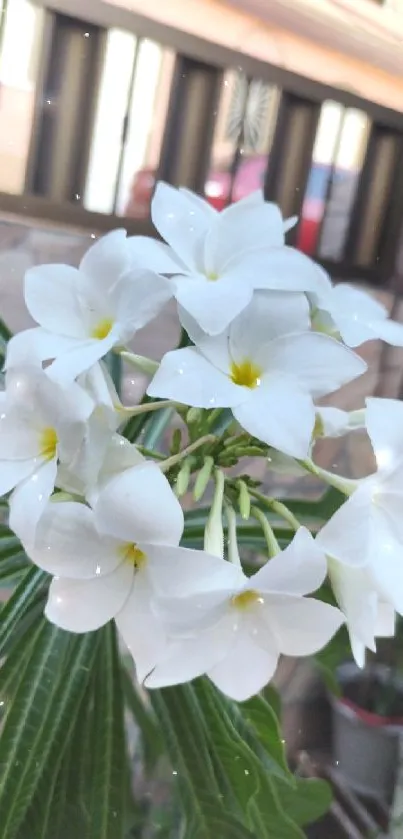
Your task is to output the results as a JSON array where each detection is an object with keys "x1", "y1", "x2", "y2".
[
  {"x1": 224, "y1": 502, "x2": 241, "y2": 567},
  {"x1": 204, "y1": 470, "x2": 225, "y2": 558},
  {"x1": 159, "y1": 434, "x2": 216, "y2": 472},
  {"x1": 249, "y1": 489, "x2": 300, "y2": 531},
  {"x1": 116, "y1": 399, "x2": 180, "y2": 417},
  {"x1": 298, "y1": 457, "x2": 357, "y2": 496},
  {"x1": 117, "y1": 351, "x2": 159, "y2": 375},
  {"x1": 251, "y1": 506, "x2": 280, "y2": 557}
]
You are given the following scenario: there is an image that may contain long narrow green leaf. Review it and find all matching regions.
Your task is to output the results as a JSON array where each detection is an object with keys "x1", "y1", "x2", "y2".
[
  {"x1": 150, "y1": 685, "x2": 256, "y2": 839},
  {"x1": 86, "y1": 623, "x2": 129, "y2": 839},
  {"x1": 238, "y1": 694, "x2": 291, "y2": 780},
  {"x1": 142, "y1": 407, "x2": 173, "y2": 450},
  {"x1": 273, "y1": 776, "x2": 333, "y2": 827},
  {"x1": 122, "y1": 664, "x2": 163, "y2": 771},
  {"x1": 0, "y1": 622, "x2": 98, "y2": 839},
  {"x1": 0, "y1": 566, "x2": 46, "y2": 655},
  {"x1": 0, "y1": 316, "x2": 12, "y2": 343}
]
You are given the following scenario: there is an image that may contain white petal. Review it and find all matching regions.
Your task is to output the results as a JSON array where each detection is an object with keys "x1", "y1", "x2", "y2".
[
  {"x1": 266, "y1": 332, "x2": 366, "y2": 398},
  {"x1": 233, "y1": 378, "x2": 315, "y2": 457},
  {"x1": 316, "y1": 406, "x2": 352, "y2": 438},
  {"x1": 327, "y1": 285, "x2": 388, "y2": 347},
  {"x1": 45, "y1": 562, "x2": 133, "y2": 632},
  {"x1": 178, "y1": 307, "x2": 231, "y2": 373},
  {"x1": 229, "y1": 291, "x2": 310, "y2": 363},
  {"x1": 204, "y1": 199, "x2": 285, "y2": 274},
  {"x1": 365, "y1": 398, "x2": 403, "y2": 467},
  {"x1": 126, "y1": 236, "x2": 185, "y2": 273},
  {"x1": 179, "y1": 186, "x2": 218, "y2": 218},
  {"x1": 144, "y1": 544, "x2": 243, "y2": 597},
  {"x1": 375, "y1": 602, "x2": 396, "y2": 637},
  {"x1": 0, "y1": 408, "x2": 41, "y2": 460},
  {"x1": 115, "y1": 574, "x2": 168, "y2": 682},
  {"x1": 350, "y1": 634, "x2": 366, "y2": 668},
  {"x1": 46, "y1": 333, "x2": 117, "y2": 385},
  {"x1": 0, "y1": 458, "x2": 36, "y2": 496},
  {"x1": 5, "y1": 328, "x2": 79, "y2": 370},
  {"x1": 94, "y1": 462, "x2": 184, "y2": 546},
  {"x1": 316, "y1": 485, "x2": 375, "y2": 567},
  {"x1": 145, "y1": 615, "x2": 235, "y2": 689},
  {"x1": 375, "y1": 318, "x2": 403, "y2": 347},
  {"x1": 252, "y1": 527, "x2": 326, "y2": 595},
  {"x1": 30, "y1": 501, "x2": 121, "y2": 578},
  {"x1": 147, "y1": 347, "x2": 242, "y2": 408},
  {"x1": 369, "y1": 522, "x2": 403, "y2": 614},
  {"x1": 174, "y1": 274, "x2": 253, "y2": 335},
  {"x1": 238, "y1": 246, "x2": 325, "y2": 294},
  {"x1": 9, "y1": 458, "x2": 57, "y2": 548},
  {"x1": 263, "y1": 595, "x2": 344, "y2": 656},
  {"x1": 114, "y1": 269, "x2": 173, "y2": 334},
  {"x1": 208, "y1": 631, "x2": 279, "y2": 701},
  {"x1": 24, "y1": 264, "x2": 86, "y2": 338},
  {"x1": 151, "y1": 182, "x2": 209, "y2": 270},
  {"x1": 79, "y1": 229, "x2": 130, "y2": 293},
  {"x1": 328, "y1": 559, "x2": 377, "y2": 649}
]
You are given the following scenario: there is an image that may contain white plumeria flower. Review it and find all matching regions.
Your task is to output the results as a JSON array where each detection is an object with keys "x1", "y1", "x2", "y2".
[
  {"x1": 5, "y1": 230, "x2": 172, "y2": 383},
  {"x1": 146, "y1": 528, "x2": 344, "y2": 701},
  {"x1": 127, "y1": 183, "x2": 326, "y2": 335},
  {"x1": 30, "y1": 463, "x2": 229, "y2": 682},
  {"x1": 147, "y1": 291, "x2": 366, "y2": 458},
  {"x1": 324, "y1": 557, "x2": 395, "y2": 668},
  {"x1": 315, "y1": 406, "x2": 366, "y2": 439},
  {"x1": 57, "y1": 433, "x2": 144, "y2": 506},
  {"x1": 315, "y1": 397, "x2": 403, "y2": 618},
  {"x1": 0, "y1": 366, "x2": 93, "y2": 545},
  {"x1": 311, "y1": 272, "x2": 403, "y2": 347}
]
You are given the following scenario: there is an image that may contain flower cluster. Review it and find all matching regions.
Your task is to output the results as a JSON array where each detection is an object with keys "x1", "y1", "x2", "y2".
[{"x1": 2, "y1": 183, "x2": 403, "y2": 700}]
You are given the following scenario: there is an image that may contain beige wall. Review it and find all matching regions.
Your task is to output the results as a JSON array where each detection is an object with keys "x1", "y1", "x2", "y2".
[{"x1": 107, "y1": 0, "x2": 403, "y2": 110}]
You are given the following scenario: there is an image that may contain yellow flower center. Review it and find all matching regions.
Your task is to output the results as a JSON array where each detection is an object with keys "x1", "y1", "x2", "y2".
[
  {"x1": 206, "y1": 271, "x2": 219, "y2": 281},
  {"x1": 230, "y1": 358, "x2": 262, "y2": 389},
  {"x1": 39, "y1": 426, "x2": 58, "y2": 459},
  {"x1": 91, "y1": 318, "x2": 114, "y2": 340},
  {"x1": 120, "y1": 543, "x2": 147, "y2": 569},
  {"x1": 231, "y1": 589, "x2": 264, "y2": 610}
]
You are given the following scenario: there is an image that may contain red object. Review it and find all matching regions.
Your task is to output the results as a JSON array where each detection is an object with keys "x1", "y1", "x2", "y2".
[{"x1": 340, "y1": 696, "x2": 403, "y2": 728}]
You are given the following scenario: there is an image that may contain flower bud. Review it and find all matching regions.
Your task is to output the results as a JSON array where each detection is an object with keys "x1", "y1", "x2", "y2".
[{"x1": 194, "y1": 456, "x2": 214, "y2": 501}]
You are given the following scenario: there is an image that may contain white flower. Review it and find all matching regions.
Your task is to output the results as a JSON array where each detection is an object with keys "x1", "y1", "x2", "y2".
[
  {"x1": 127, "y1": 183, "x2": 326, "y2": 335},
  {"x1": 325, "y1": 558, "x2": 395, "y2": 668},
  {"x1": 315, "y1": 397, "x2": 403, "y2": 621},
  {"x1": 5, "y1": 230, "x2": 172, "y2": 383},
  {"x1": 147, "y1": 291, "x2": 366, "y2": 458},
  {"x1": 315, "y1": 406, "x2": 366, "y2": 439},
  {"x1": 311, "y1": 273, "x2": 403, "y2": 347},
  {"x1": 0, "y1": 366, "x2": 93, "y2": 545},
  {"x1": 145, "y1": 528, "x2": 344, "y2": 701},
  {"x1": 30, "y1": 463, "x2": 228, "y2": 682}
]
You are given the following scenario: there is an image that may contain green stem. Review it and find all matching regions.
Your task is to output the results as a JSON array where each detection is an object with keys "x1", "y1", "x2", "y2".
[
  {"x1": 251, "y1": 506, "x2": 280, "y2": 557},
  {"x1": 159, "y1": 435, "x2": 216, "y2": 472},
  {"x1": 116, "y1": 399, "x2": 179, "y2": 417},
  {"x1": 117, "y1": 350, "x2": 159, "y2": 376},
  {"x1": 298, "y1": 458, "x2": 357, "y2": 496},
  {"x1": 224, "y1": 503, "x2": 241, "y2": 567},
  {"x1": 249, "y1": 489, "x2": 300, "y2": 531},
  {"x1": 136, "y1": 446, "x2": 165, "y2": 460}
]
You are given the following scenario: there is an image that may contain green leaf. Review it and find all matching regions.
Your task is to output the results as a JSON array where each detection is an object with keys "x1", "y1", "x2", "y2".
[
  {"x1": 86, "y1": 623, "x2": 130, "y2": 839},
  {"x1": 0, "y1": 566, "x2": 46, "y2": 656},
  {"x1": 0, "y1": 316, "x2": 12, "y2": 343},
  {"x1": 194, "y1": 681, "x2": 303, "y2": 839},
  {"x1": 283, "y1": 488, "x2": 345, "y2": 523},
  {"x1": 150, "y1": 684, "x2": 256, "y2": 839},
  {"x1": 0, "y1": 621, "x2": 98, "y2": 839},
  {"x1": 142, "y1": 407, "x2": 173, "y2": 450},
  {"x1": 274, "y1": 776, "x2": 333, "y2": 826},
  {"x1": 122, "y1": 664, "x2": 163, "y2": 772},
  {"x1": 238, "y1": 694, "x2": 291, "y2": 781}
]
